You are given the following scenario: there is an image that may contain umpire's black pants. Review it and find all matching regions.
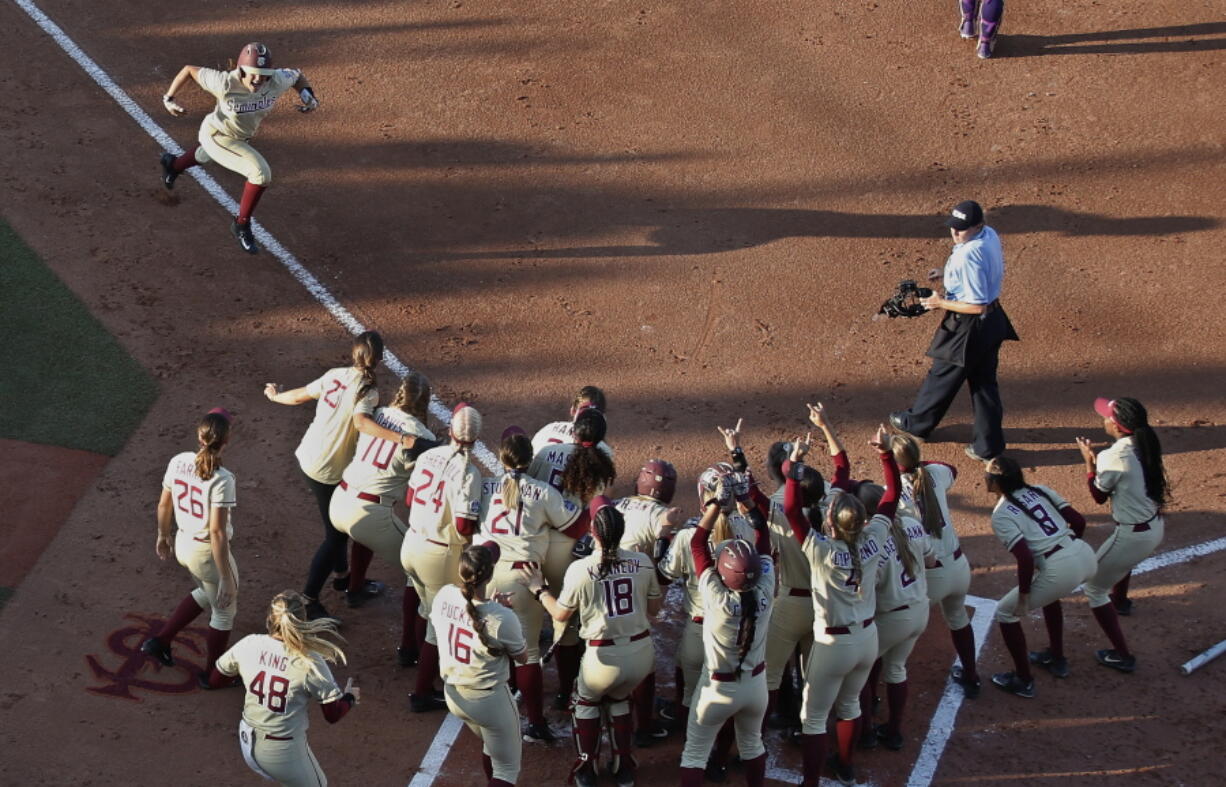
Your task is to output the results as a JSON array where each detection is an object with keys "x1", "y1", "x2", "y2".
[{"x1": 904, "y1": 341, "x2": 1005, "y2": 458}]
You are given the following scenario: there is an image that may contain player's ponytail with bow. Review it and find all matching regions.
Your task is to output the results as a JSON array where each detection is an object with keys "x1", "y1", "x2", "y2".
[
  {"x1": 892, "y1": 434, "x2": 945, "y2": 539},
  {"x1": 195, "y1": 410, "x2": 232, "y2": 481},
  {"x1": 391, "y1": 371, "x2": 431, "y2": 423},
  {"x1": 459, "y1": 545, "x2": 503, "y2": 656},
  {"x1": 351, "y1": 331, "x2": 384, "y2": 401},
  {"x1": 1111, "y1": 398, "x2": 1170, "y2": 509},
  {"x1": 593, "y1": 504, "x2": 626, "y2": 579},
  {"x1": 267, "y1": 590, "x2": 347, "y2": 679},
  {"x1": 498, "y1": 432, "x2": 533, "y2": 513},
  {"x1": 561, "y1": 409, "x2": 616, "y2": 503},
  {"x1": 827, "y1": 491, "x2": 868, "y2": 595}
]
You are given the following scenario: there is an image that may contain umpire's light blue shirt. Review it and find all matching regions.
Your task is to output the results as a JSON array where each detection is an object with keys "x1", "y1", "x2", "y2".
[{"x1": 943, "y1": 225, "x2": 1004, "y2": 305}]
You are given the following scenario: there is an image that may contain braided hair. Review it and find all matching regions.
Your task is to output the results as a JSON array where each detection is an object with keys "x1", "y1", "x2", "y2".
[
  {"x1": 390, "y1": 371, "x2": 431, "y2": 422},
  {"x1": 592, "y1": 504, "x2": 626, "y2": 579},
  {"x1": 796, "y1": 465, "x2": 827, "y2": 529},
  {"x1": 854, "y1": 482, "x2": 920, "y2": 582},
  {"x1": 732, "y1": 573, "x2": 759, "y2": 678},
  {"x1": 985, "y1": 456, "x2": 1064, "y2": 528},
  {"x1": 266, "y1": 590, "x2": 347, "y2": 679},
  {"x1": 194, "y1": 410, "x2": 231, "y2": 481},
  {"x1": 350, "y1": 331, "x2": 384, "y2": 401},
  {"x1": 766, "y1": 441, "x2": 792, "y2": 485},
  {"x1": 459, "y1": 544, "x2": 503, "y2": 656},
  {"x1": 1111, "y1": 398, "x2": 1170, "y2": 509},
  {"x1": 560, "y1": 409, "x2": 616, "y2": 502},
  {"x1": 892, "y1": 434, "x2": 945, "y2": 539},
  {"x1": 826, "y1": 491, "x2": 868, "y2": 595},
  {"x1": 498, "y1": 432, "x2": 533, "y2": 515}
]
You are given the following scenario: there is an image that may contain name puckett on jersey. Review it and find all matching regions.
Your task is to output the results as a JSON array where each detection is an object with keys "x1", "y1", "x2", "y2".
[
  {"x1": 407, "y1": 446, "x2": 483, "y2": 545},
  {"x1": 431, "y1": 585, "x2": 526, "y2": 689},
  {"x1": 294, "y1": 366, "x2": 378, "y2": 485},
  {"x1": 481, "y1": 476, "x2": 583, "y2": 564},
  {"x1": 340, "y1": 407, "x2": 435, "y2": 499},
  {"x1": 215, "y1": 634, "x2": 342, "y2": 739},
  {"x1": 991, "y1": 484, "x2": 1073, "y2": 557},
  {"x1": 698, "y1": 554, "x2": 775, "y2": 676},
  {"x1": 162, "y1": 451, "x2": 237, "y2": 541},
  {"x1": 557, "y1": 549, "x2": 662, "y2": 641},
  {"x1": 802, "y1": 516, "x2": 886, "y2": 627},
  {"x1": 875, "y1": 515, "x2": 932, "y2": 611}
]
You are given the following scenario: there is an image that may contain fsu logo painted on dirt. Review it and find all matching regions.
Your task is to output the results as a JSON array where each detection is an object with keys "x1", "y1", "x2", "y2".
[{"x1": 84, "y1": 613, "x2": 208, "y2": 701}]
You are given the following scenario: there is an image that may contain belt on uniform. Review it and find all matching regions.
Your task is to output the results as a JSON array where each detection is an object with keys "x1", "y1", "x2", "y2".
[
  {"x1": 691, "y1": 616, "x2": 704, "y2": 624},
  {"x1": 788, "y1": 588, "x2": 812, "y2": 597},
  {"x1": 193, "y1": 536, "x2": 210, "y2": 543},
  {"x1": 425, "y1": 537, "x2": 448, "y2": 548},
  {"x1": 932, "y1": 547, "x2": 963, "y2": 569},
  {"x1": 589, "y1": 630, "x2": 650, "y2": 647},
  {"x1": 510, "y1": 561, "x2": 539, "y2": 569},
  {"x1": 339, "y1": 480, "x2": 388, "y2": 506},
  {"x1": 1043, "y1": 543, "x2": 1065, "y2": 559},
  {"x1": 825, "y1": 618, "x2": 874, "y2": 635},
  {"x1": 1118, "y1": 515, "x2": 1157, "y2": 532},
  {"x1": 887, "y1": 604, "x2": 910, "y2": 613},
  {"x1": 711, "y1": 662, "x2": 766, "y2": 682},
  {"x1": 262, "y1": 732, "x2": 292, "y2": 741}
]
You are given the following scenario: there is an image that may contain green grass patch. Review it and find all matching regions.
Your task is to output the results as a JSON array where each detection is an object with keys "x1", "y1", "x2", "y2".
[{"x1": 0, "y1": 219, "x2": 157, "y2": 455}]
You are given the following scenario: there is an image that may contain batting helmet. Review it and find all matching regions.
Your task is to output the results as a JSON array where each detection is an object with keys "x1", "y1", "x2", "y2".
[
  {"x1": 450, "y1": 403, "x2": 482, "y2": 444},
  {"x1": 697, "y1": 462, "x2": 736, "y2": 504},
  {"x1": 636, "y1": 459, "x2": 677, "y2": 504},
  {"x1": 716, "y1": 538, "x2": 759, "y2": 591},
  {"x1": 237, "y1": 42, "x2": 276, "y2": 76}
]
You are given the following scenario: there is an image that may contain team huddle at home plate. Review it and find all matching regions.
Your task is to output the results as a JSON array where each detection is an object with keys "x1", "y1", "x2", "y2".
[{"x1": 137, "y1": 330, "x2": 1170, "y2": 787}]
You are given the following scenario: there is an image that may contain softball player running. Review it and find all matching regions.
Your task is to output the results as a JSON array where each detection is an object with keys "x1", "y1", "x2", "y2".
[
  {"x1": 615, "y1": 459, "x2": 682, "y2": 746},
  {"x1": 159, "y1": 42, "x2": 319, "y2": 254},
  {"x1": 524, "y1": 499, "x2": 662, "y2": 787},
  {"x1": 483, "y1": 428, "x2": 587, "y2": 742},
  {"x1": 891, "y1": 434, "x2": 980, "y2": 697},
  {"x1": 432, "y1": 545, "x2": 529, "y2": 786},
  {"x1": 679, "y1": 474, "x2": 774, "y2": 787},
  {"x1": 530, "y1": 385, "x2": 611, "y2": 456},
  {"x1": 1075, "y1": 396, "x2": 1168, "y2": 670},
  {"x1": 985, "y1": 457, "x2": 1097, "y2": 698},
  {"x1": 265, "y1": 331, "x2": 409, "y2": 621},
  {"x1": 528, "y1": 407, "x2": 616, "y2": 707},
  {"x1": 328, "y1": 372, "x2": 437, "y2": 664},
  {"x1": 402, "y1": 404, "x2": 485, "y2": 712},
  {"x1": 141, "y1": 408, "x2": 240, "y2": 688},
  {"x1": 783, "y1": 424, "x2": 899, "y2": 787},
  {"x1": 210, "y1": 591, "x2": 357, "y2": 786}
]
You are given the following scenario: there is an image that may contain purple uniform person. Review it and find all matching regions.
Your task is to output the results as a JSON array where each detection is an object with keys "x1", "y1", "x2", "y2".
[{"x1": 959, "y1": 0, "x2": 1004, "y2": 59}]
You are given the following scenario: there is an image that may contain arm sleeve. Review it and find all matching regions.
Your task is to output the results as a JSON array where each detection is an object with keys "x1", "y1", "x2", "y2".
[
  {"x1": 1086, "y1": 473, "x2": 1110, "y2": 505},
  {"x1": 162, "y1": 461, "x2": 175, "y2": 491},
  {"x1": 211, "y1": 473, "x2": 237, "y2": 508},
  {"x1": 958, "y1": 248, "x2": 992, "y2": 305},
  {"x1": 496, "y1": 609, "x2": 528, "y2": 657},
  {"x1": 355, "y1": 388, "x2": 377, "y2": 416},
  {"x1": 690, "y1": 524, "x2": 714, "y2": 576},
  {"x1": 746, "y1": 484, "x2": 772, "y2": 518},
  {"x1": 923, "y1": 461, "x2": 958, "y2": 482},
  {"x1": 877, "y1": 451, "x2": 901, "y2": 520},
  {"x1": 1060, "y1": 505, "x2": 1087, "y2": 539},
  {"x1": 194, "y1": 67, "x2": 227, "y2": 97},
  {"x1": 781, "y1": 460, "x2": 811, "y2": 544},
  {"x1": 830, "y1": 451, "x2": 852, "y2": 490},
  {"x1": 304, "y1": 373, "x2": 326, "y2": 399},
  {"x1": 214, "y1": 641, "x2": 240, "y2": 677},
  {"x1": 555, "y1": 563, "x2": 582, "y2": 610},
  {"x1": 321, "y1": 695, "x2": 355, "y2": 724},
  {"x1": 1010, "y1": 541, "x2": 1035, "y2": 594}
]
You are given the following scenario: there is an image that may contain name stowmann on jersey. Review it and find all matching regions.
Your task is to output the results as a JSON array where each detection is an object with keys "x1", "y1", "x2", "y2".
[{"x1": 227, "y1": 95, "x2": 278, "y2": 114}]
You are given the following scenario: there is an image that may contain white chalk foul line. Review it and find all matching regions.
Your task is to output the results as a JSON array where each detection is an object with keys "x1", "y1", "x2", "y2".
[
  {"x1": 407, "y1": 714, "x2": 465, "y2": 787},
  {"x1": 1133, "y1": 535, "x2": 1226, "y2": 575}
]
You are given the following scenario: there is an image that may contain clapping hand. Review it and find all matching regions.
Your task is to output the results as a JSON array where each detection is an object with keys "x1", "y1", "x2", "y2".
[{"x1": 1074, "y1": 436, "x2": 1097, "y2": 467}]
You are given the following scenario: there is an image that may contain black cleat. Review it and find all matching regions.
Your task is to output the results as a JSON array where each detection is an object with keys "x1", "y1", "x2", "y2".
[
  {"x1": 1030, "y1": 649, "x2": 1070, "y2": 679},
  {"x1": 876, "y1": 723, "x2": 904, "y2": 751},
  {"x1": 140, "y1": 637, "x2": 174, "y2": 667},
  {"x1": 991, "y1": 671, "x2": 1035, "y2": 699},
  {"x1": 888, "y1": 411, "x2": 921, "y2": 440},
  {"x1": 1095, "y1": 649, "x2": 1137, "y2": 673},
  {"x1": 231, "y1": 220, "x2": 259, "y2": 254},
  {"x1": 950, "y1": 665, "x2": 981, "y2": 698},
  {"x1": 523, "y1": 721, "x2": 558, "y2": 743},
  {"x1": 826, "y1": 753, "x2": 856, "y2": 786},
  {"x1": 409, "y1": 692, "x2": 448, "y2": 713},
  {"x1": 634, "y1": 722, "x2": 669, "y2": 748},
  {"x1": 397, "y1": 646, "x2": 418, "y2": 668},
  {"x1": 345, "y1": 580, "x2": 386, "y2": 608},
  {"x1": 305, "y1": 600, "x2": 340, "y2": 624},
  {"x1": 160, "y1": 153, "x2": 179, "y2": 190}
]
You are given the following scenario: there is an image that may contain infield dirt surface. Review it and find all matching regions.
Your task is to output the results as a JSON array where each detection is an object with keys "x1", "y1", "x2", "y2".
[{"x1": 1, "y1": 0, "x2": 1224, "y2": 784}]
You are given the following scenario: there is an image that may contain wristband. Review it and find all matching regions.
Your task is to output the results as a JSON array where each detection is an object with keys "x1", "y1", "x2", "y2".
[
  {"x1": 533, "y1": 586, "x2": 549, "y2": 601},
  {"x1": 788, "y1": 461, "x2": 806, "y2": 481},
  {"x1": 163, "y1": 94, "x2": 174, "y2": 101},
  {"x1": 343, "y1": 691, "x2": 356, "y2": 706}
]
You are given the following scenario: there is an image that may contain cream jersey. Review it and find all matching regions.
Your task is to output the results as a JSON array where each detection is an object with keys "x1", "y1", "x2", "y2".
[
  {"x1": 991, "y1": 485, "x2": 1072, "y2": 555},
  {"x1": 615, "y1": 495, "x2": 670, "y2": 557},
  {"x1": 215, "y1": 634, "x2": 343, "y2": 739},
  {"x1": 661, "y1": 515, "x2": 756, "y2": 616},
  {"x1": 481, "y1": 474, "x2": 583, "y2": 563},
  {"x1": 530, "y1": 421, "x2": 615, "y2": 460},
  {"x1": 557, "y1": 548, "x2": 662, "y2": 641},
  {"x1": 899, "y1": 462, "x2": 962, "y2": 563},
  {"x1": 801, "y1": 516, "x2": 887, "y2": 627},
  {"x1": 767, "y1": 485, "x2": 827, "y2": 592},
  {"x1": 431, "y1": 584, "x2": 526, "y2": 688},
  {"x1": 874, "y1": 515, "x2": 933, "y2": 611},
  {"x1": 407, "y1": 445, "x2": 484, "y2": 544},
  {"x1": 697, "y1": 554, "x2": 775, "y2": 675},
  {"x1": 162, "y1": 451, "x2": 236, "y2": 542},
  {"x1": 339, "y1": 408, "x2": 435, "y2": 498},
  {"x1": 1095, "y1": 437, "x2": 1160, "y2": 525},
  {"x1": 293, "y1": 367, "x2": 378, "y2": 485},
  {"x1": 196, "y1": 67, "x2": 301, "y2": 141}
]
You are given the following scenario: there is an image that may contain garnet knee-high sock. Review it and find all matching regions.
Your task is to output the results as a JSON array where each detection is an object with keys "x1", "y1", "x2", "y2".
[
  {"x1": 610, "y1": 711, "x2": 635, "y2": 766},
  {"x1": 800, "y1": 732, "x2": 827, "y2": 787},
  {"x1": 555, "y1": 644, "x2": 581, "y2": 698},
  {"x1": 158, "y1": 594, "x2": 204, "y2": 643},
  {"x1": 633, "y1": 671, "x2": 655, "y2": 730},
  {"x1": 762, "y1": 689, "x2": 778, "y2": 734},
  {"x1": 172, "y1": 147, "x2": 201, "y2": 172},
  {"x1": 711, "y1": 718, "x2": 735, "y2": 767},
  {"x1": 950, "y1": 624, "x2": 979, "y2": 679},
  {"x1": 516, "y1": 663, "x2": 545, "y2": 724},
  {"x1": 1042, "y1": 601, "x2": 1065, "y2": 659},
  {"x1": 674, "y1": 665, "x2": 685, "y2": 709},
  {"x1": 236, "y1": 181, "x2": 267, "y2": 224},
  {"x1": 1111, "y1": 572, "x2": 1131, "y2": 603},
  {"x1": 573, "y1": 716, "x2": 602, "y2": 774},
  {"x1": 414, "y1": 613, "x2": 429, "y2": 650},
  {"x1": 205, "y1": 626, "x2": 231, "y2": 672},
  {"x1": 835, "y1": 718, "x2": 860, "y2": 767},
  {"x1": 1091, "y1": 604, "x2": 1131, "y2": 656},
  {"x1": 400, "y1": 588, "x2": 421, "y2": 652},
  {"x1": 998, "y1": 622, "x2": 1033, "y2": 681},
  {"x1": 743, "y1": 752, "x2": 767, "y2": 787},
  {"x1": 414, "y1": 642, "x2": 440, "y2": 696},
  {"x1": 859, "y1": 658, "x2": 882, "y2": 725},
  {"x1": 347, "y1": 543, "x2": 374, "y2": 592},
  {"x1": 488, "y1": 780, "x2": 512, "y2": 787},
  {"x1": 884, "y1": 680, "x2": 908, "y2": 736},
  {"x1": 680, "y1": 766, "x2": 705, "y2": 786},
  {"x1": 482, "y1": 754, "x2": 493, "y2": 780}
]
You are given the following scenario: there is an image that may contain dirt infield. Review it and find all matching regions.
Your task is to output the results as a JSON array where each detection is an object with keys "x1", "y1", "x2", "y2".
[{"x1": 1, "y1": 0, "x2": 1224, "y2": 784}]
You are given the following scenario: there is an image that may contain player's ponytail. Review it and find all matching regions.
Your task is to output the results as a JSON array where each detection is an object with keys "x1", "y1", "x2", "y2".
[
  {"x1": 561, "y1": 409, "x2": 616, "y2": 502},
  {"x1": 391, "y1": 371, "x2": 431, "y2": 423},
  {"x1": 459, "y1": 545, "x2": 503, "y2": 656},
  {"x1": 266, "y1": 590, "x2": 347, "y2": 679},
  {"x1": 194, "y1": 410, "x2": 232, "y2": 481},
  {"x1": 1111, "y1": 398, "x2": 1170, "y2": 509},
  {"x1": 351, "y1": 331, "x2": 384, "y2": 401},
  {"x1": 498, "y1": 432, "x2": 533, "y2": 513},
  {"x1": 986, "y1": 456, "x2": 1066, "y2": 529},
  {"x1": 571, "y1": 385, "x2": 607, "y2": 416},
  {"x1": 827, "y1": 491, "x2": 867, "y2": 596},
  {"x1": 892, "y1": 434, "x2": 944, "y2": 538},
  {"x1": 593, "y1": 504, "x2": 626, "y2": 579},
  {"x1": 735, "y1": 587, "x2": 759, "y2": 678}
]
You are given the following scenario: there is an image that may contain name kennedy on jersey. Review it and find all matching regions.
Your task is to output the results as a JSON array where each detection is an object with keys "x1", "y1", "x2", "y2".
[{"x1": 582, "y1": 557, "x2": 648, "y2": 580}]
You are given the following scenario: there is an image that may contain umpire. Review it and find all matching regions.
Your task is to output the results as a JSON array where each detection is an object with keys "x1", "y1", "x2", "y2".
[{"x1": 890, "y1": 200, "x2": 1018, "y2": 461}]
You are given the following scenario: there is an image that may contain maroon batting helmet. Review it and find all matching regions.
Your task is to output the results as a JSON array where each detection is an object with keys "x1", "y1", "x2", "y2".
[
  {"x1": 636, "y1": 459, "x2": 677, "y2": 503},
  {"x1": 237, "y1": 42, "x2": 276, "y2": 76},
  {"x1": 717, "y1": 539, "x2": 759, "y2": 591}
]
